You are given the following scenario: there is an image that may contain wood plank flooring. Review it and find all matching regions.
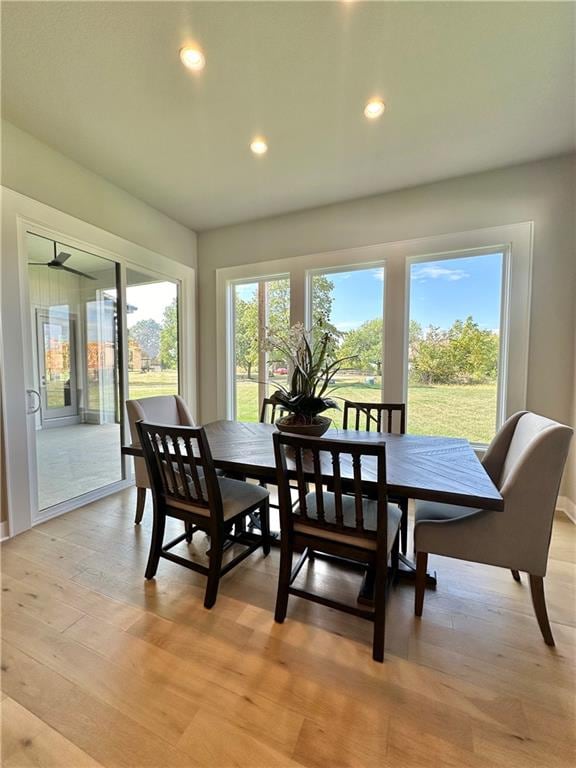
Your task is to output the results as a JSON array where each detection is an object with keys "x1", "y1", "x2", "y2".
[{"x1": 1, "y1": 488, "x2": 575, "y2": 767}]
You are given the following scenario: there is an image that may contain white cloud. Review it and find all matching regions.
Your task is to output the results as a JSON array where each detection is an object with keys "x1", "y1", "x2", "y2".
[
  {"x1": 335, "y1": 320, "x2": 363, "y2": 331},
  {"x1": 372, "y1": 268, "x2": 385, "y2": 281},
  {"x1": 412, "y1": 264, "x2": 469, "y2": 282}
]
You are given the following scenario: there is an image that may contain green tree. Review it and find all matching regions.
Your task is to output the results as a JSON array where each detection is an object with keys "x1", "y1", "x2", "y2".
[
  {"x1": 129, "y1": 319, "x2": 161, "y2": 360},
  {"x1": 159, "y1": 299, "x2": 178, "y2": 369},
  {"x1": 339, "y1": 318, "x2": 383, "y2": 373},
  {"x1": 448, "y1": 316, "x2": 499, "y2": 383},
  {"x1": 410, "y1": 316, "x2": 499, "y2": 385},
  {"x1": 235, "y1": 294, "x2": 259, "y2": 378}
]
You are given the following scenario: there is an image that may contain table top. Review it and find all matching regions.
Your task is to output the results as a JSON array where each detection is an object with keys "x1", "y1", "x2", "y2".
[{"x1": 200, "y1": 420, "x2": 503, "y2": 511}]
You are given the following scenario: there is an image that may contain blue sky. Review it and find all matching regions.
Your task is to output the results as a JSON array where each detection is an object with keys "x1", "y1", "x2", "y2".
[
  {"x1": 236, "y1": 251, "x2": 503, "y2": 333},
  {"x1": 320, "y1": 253, "x2": 503, "y2": 332}
]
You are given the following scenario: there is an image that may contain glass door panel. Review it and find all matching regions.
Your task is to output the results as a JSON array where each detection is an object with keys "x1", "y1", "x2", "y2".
[
  {"x1": 126, "y1": 269, "x2": 180, "y2": 399},
  {"x1": 26, "y1": 232, "x2": 123, "y2": 512}
]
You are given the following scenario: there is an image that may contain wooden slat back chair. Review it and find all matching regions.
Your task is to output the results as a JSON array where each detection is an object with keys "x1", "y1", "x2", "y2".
[
  {"x1": 137, "y1": 421, "x2": 270, "y2": 609},
  {"x1": 258, "y1": 397, "x2": 293, "y2": 514},
  {"x1": 343, "y1": 401, "x2": 406, "y2": 435},
  {"x1": 260, "y1": 396, "x2": 287, "y2": 425},
  {"x1": 273, "y1": 431, "x2": 401, "y2": 662},
  {"x1": 342, "y1": 401, "x2": 409, "y2": 554}
]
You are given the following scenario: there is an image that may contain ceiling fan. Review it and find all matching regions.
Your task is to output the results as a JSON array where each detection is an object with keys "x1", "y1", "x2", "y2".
[{"x1": 29, "y1": 242, "x2": 97, "y2": 280}]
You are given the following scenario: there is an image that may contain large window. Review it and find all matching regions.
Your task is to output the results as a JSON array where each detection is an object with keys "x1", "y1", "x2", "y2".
[
  {"x1": 220, "y1": 224, "x2": 531, "y2": 446},
  {"x1": 232, "y1": 276, "x2": 290, "y2": 421},
  {"x1": 407, "y1": 252, "x2": 504, "y2": 444},
  {"x1": 309, "y1": 266, "x2": 385, "y2": 429}
]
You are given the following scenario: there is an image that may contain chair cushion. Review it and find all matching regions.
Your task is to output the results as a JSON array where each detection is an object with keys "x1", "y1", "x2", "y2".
[
  {"x1": 415, "y1": 500, "x2": 480, "y2": 523},
  {"x1": 294, "y1": 491, "x2": 402, "y2": 552},
  {"x1": 168, "y1": 477, "x2": 268, "y2": 522}
]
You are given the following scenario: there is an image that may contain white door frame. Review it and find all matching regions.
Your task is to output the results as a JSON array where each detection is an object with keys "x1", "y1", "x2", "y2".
[{"x1": 1, "y1": 187, "x2": 196, "y2": 536}]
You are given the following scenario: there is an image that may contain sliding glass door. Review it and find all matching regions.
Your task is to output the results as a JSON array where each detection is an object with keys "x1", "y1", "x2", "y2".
[
  {"x1": 27, "y1": 232, "x2": 123, "y2": 511},
  {"x1": 25, "y1": 234, "x2": 185, "y2": 517},
  {"x1": 126, "y1": 268, "x2": 180, "y2": 400}
]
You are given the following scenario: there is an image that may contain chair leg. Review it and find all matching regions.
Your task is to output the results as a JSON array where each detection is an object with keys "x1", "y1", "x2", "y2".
[
  {"x1": 511, "y1": 569, "x2": 521, "y2": 582},
  {"x1": 144, "y1": 507, "x2": 165, "y2": 580},
  {"x1": 259, "y1": 499, "x2": 271, "y2": 557},
  {"x1": 529, "y1": 575, "x2": 555, "y2": 646},
  {"x1": 135, "y1": 487, "x2": 146, "y2": 525},
  {"x1": 275, "y1": 537, "x2": 292, "y2": 623},
  {"x1": 204, "y1": 542, "x2": 223, "y2": 609},
  {"x1": 400, "y1": 499, "x2": 409, "y2": 555},
  {"x1": 414, "y1": 551, "x2": 428, "y2": 617},
  {"x1": 372, "y1": 562, "x2": 387, "y2": 663},
  {"x1": 185, "y1": 521, "x2": 194, "y2": 544}
]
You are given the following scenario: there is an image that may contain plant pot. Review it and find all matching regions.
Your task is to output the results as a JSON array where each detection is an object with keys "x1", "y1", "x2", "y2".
[{"x1": 275, "y1": 415, "x2": 332, "y2": 437}]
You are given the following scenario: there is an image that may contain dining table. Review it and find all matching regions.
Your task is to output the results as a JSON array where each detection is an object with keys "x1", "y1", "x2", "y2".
[{"x1": 123, "y1": 419, "x2": 503, "y2": 593}]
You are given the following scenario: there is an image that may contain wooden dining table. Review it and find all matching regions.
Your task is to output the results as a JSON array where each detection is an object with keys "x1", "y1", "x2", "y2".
[{"x1": 123, "y1": 419, "x2": 503, "y2": 592}]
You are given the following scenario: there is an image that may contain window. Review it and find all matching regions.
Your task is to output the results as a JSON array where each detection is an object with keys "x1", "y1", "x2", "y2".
[
  {"x1": 218, "y1": 224, "x2": 531, "y2": 444},
  {"x1": 232, "y1": 276, "x2": 290, "y2": 421},
  {"x1": 308, "y1": 266, "x2": 385, "y2": 429},
  {"x1": 126, "y1": 269, "x2": 180, "y2": 399},
  {"x1": 407, "y1": 252, "x2": 504, "y2": 444}
]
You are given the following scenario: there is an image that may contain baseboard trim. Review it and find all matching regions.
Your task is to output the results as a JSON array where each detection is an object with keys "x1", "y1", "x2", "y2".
[
  {"x1": 0, "y1": 521, "x2": 9, "y2": 541},
  {"x1": 557, "y1": 496, "x2": 576, "y2": 524}
]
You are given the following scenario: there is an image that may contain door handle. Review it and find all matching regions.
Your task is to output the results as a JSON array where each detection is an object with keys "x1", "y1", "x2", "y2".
[{"x1": 26, "y1": 388, "x2": 41, "y2": 415}]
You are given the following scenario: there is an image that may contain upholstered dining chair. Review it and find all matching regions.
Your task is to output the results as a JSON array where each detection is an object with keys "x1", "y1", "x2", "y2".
[
  {"x1": 273, "y1": 431, "x2": 401, "y2": 662},
  {"x1": 343, "y1": 401, "x2": 409, "y2": 554},
  {"x1": 414, "y1": 411, "x2": 573, "y2": 646},
  {"x1": 137, "y1": 421, "x2": 270, "y2": 608},
  {"x1": 126, "y1": 395, "x2": 195, "y2": 523}
]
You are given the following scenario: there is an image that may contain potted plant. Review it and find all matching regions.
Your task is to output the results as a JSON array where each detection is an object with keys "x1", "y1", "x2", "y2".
[{"x1": 263, "y1": 320, "x2": 352, "y2": 436}]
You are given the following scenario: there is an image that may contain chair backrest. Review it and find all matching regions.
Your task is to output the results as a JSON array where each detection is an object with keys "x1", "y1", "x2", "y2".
[
  {"x1": 126, "y1": 395, "x2": 195, "y2": 447},
  {"x1": 482, "y1": 412, "x2": 572, "y2": 575},
  {"x1": 343, "y1": 401, "x2": 406, "y2": 434},
  {"x1": 273, "y1": 431, "x2": 389, "y2": 548},
  {"x1": 136, "y1": 421, "x2": 224, "y2": 522},
  {"x1": 259, "y1": 397, "x2": 286, "y2": 424}
]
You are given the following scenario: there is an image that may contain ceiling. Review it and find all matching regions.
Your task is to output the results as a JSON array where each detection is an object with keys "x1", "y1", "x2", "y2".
[{"x1": 3, "y1": 2, "x2": 575, "y2": 231}]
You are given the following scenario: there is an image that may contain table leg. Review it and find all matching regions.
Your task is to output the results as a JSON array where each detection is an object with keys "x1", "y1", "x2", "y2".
[{"x1": 357, "y1": 555, "x2": 437, "y2": 605}]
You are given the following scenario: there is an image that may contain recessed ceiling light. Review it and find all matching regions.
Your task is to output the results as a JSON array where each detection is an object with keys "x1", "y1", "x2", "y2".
[
  {"x1": 179, "y1": 46, "x2": 205, "y2": 71},
  {"x1": 364, "y1": 98, "x2": 385, "y2": 119},
  {"x1": 250, "y1": 137, "x2": 268, "y2": 155}
]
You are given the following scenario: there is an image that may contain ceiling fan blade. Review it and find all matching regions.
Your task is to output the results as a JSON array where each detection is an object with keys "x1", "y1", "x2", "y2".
[
  {"x1": 56, "y1": 251, "x2": 71, "y2": 264},
  {"x1": 29, "y1": 262, "x2": 50, "y2": 266},
  {"x1": 58, "y1": 264, "x2": 97, "y2": 280}
]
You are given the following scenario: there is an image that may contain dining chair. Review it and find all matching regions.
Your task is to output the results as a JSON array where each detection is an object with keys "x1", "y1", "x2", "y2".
[
  {"x1": 260, "y1": 396, "x2": 286, "y2": 425},
  {"x1": 343, "y1": 401, "x2": 409, "y2": 554},
  {"x1": 414, "y1": 411, "x2": 573, "y2": 645},
  {"x1": 137, "y1": 421, "x2": 271, "y2": 608},
  {"x1": 126, "y1": 395, "x2": 195, "y2": 524},
  {"x1": 273, "y1": 431, "x2": 401, "y2": 662}
]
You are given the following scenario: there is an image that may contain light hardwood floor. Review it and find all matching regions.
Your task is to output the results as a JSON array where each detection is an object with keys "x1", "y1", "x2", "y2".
[{"x1": 1, "y1": 489, "x2": 575, "y2": 767}]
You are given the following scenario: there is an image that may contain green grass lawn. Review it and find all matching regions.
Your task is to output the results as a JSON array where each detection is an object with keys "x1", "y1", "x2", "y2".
[
  {"x1": 128, "y1": 370, "x2": 179, "y2": 400},
  {"x1": 125, "y1": 370, "x2": 497, "y2": 444},
  {"x1": 236, "y1": 375, "x2": 497, "y2": 444}
]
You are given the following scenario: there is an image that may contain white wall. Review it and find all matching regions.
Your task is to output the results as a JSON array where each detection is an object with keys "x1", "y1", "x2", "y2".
[
  {"x1": 1, "y1": 121, "x2": 197, "y2": 268},
  {"x1": 198, "y1": 154, "x2": 576, "y2": 499}
]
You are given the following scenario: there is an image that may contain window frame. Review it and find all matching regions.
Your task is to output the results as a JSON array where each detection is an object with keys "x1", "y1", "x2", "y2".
[{"x1": 404, "y1": 247, "x2": 510, "y2": 448}]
